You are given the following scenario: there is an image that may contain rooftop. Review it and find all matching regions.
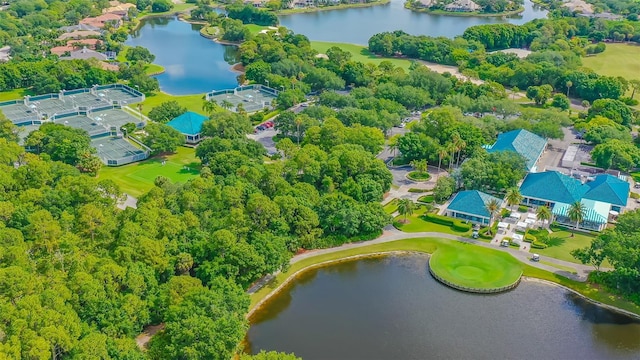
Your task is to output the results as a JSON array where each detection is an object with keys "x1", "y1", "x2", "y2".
[
  {"x1": 485, "y1": 129, "x2": 547, "y2": 171},
  {"x1": 447, "y1": 190, "x2": 503, "y2": 218},
  {"x1": 520, "y1": 171, "x2": 588, "y2": 204},
  {"x1": 167, "y1": 111, "x2": 209, "y2": 136},
  {"x1": 60, "y1": 47, "x2": 108, "y2": 61},
  {"x1": 584, "y1": 174, "x2": 629, "y2": 207}
]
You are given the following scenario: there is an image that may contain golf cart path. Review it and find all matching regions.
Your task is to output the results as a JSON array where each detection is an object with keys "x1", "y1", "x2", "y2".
[{"x1": 291, "y1": 227, "x2": 594, "y2": 282}]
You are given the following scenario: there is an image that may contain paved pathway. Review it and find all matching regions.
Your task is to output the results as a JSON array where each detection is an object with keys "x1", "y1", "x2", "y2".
[{"x1": 289, "y1": 226, "x2": 594, "y2": 282}]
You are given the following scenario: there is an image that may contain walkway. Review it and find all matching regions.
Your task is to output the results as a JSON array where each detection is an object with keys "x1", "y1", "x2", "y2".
[{"x1": 290, "y1": 226, "x2": 594, "y2": 282}]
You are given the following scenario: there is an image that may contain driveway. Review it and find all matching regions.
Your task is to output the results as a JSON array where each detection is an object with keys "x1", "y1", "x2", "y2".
[{"x1": 247, "y1": 127, "x2": 278, "y2": 155}]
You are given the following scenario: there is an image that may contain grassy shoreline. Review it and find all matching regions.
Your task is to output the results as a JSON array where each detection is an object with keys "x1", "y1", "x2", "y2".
[
  {"x1": 248, "y1": 237, "x2": 640, "y2": 319},
  {"x1": 277, "y1": 0, "x2": 391, "y2": 15}
]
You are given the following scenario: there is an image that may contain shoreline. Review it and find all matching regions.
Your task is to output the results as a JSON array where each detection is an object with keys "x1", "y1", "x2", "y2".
[
  {"x1": 405, "y1": 4, "x2": 525, "y2": 17},
  {"x1": 247, "y1": 239, "x2": 640, "y2": 319},
  {"x1": 276, "y1": 0, "x2": 391, "y2": 15}
]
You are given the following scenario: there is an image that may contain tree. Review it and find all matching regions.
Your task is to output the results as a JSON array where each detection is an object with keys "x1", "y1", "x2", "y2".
[
  {"x1": 536, "y1": 205, "x2": 552, "y2": 229},
  {"x1": 565, "y1": 80, "x2": 572, "y2": 97},
  {"x1": 410, "y1": 159, "x2": 427, "y2": 174},
  {"x1": 143, "y1": 123, "x2": 185, "y2": 154},
  {"x1": 151, "y1": 0, "x2": 173, "y2": 12},
  {"x1": 591, "y1": 139, "x2": 640, "y2": 171},
  {"x1": 433, "y1": 176, "x2": 456, "y2": 203},
  {"x1": 148, "y1": 101, "x2": 187, "y2": 123},
  {"x1": 126, "y1": 46, "x2": 156, "y2": 63},
  {"x1": 525, "y1": 85, "x2": 553, "y2": 105},
  {"x1": 567, "y1": 201, "x2": 586, "y2": 237},
  {"x1": 397, "y1": 199, "x2": 415, "y2": 223},
  {"x1": 505, "y1": 187, "x2": 522, "y2": 211},
  {"x1": 0, "y1": 116, "x2": 20, "y2": 143},
  {"x1": 276, "y1": 89, "x2": 305, "y2": 110},
  {"x1": 550, "y1": 94, "x2": 570, "y2": 110},
  {"x1": 587, "y1": 99, "x2": 633, "y2": 126},
  {"x1": 202, "y1": 99, "x2": 219, "y2": 115},
  {"x1": 202, "y1": 111, "x2": 253, "y2": 139},
  {"x1": 24, "y1": 123, "x2": 94, "y2": 166},
  {"x1": 485, "y1": 199, "x2": 500, "y2": 233},
  {"x1": 629, "y1": 80, "x2": 640, "y2": 100}
]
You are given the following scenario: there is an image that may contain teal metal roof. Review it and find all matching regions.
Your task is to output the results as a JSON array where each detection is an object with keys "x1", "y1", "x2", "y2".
[
  {"x1": 552, "y1": 203, "x2": 607, "y2": 224},
  {"x1": 485, "y1": 129, "x2": 547, "y2": 170},
  {"x1": 166, "y1": 111, "x2": 208, "y2": 136},
  {"x1": 584, "y1": 174, "x2": 629, "y2": 207},
  {"x1": 520, "y1": 171, "x2": 589, "y2": 204},
  {"x1": 447, "y1": 190, "x2": 503, "y2": 218}
]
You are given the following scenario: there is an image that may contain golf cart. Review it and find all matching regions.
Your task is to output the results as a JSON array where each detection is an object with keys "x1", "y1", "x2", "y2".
[{"x1": 531, "y1": 254, "x2": 540, "y2": 262}]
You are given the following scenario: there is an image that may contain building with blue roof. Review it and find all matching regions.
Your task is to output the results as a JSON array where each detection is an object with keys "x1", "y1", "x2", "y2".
[
  {"x1": 445, "y1": 190, "x2": 503, "y2": 225},
  {"x1": 166, "y1": 111, "x2": 208, "y2": 144},
  {"x1": 485, "y1": 129, "x2": 547, "y2": 172},
  {"x1": 519, "y1": 171, "x2": 629, "y2": 231}
]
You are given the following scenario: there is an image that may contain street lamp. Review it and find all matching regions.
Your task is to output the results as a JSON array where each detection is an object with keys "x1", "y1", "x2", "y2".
[{"x1": 265, "y1": 80, "x2": 270, "y2": 88}]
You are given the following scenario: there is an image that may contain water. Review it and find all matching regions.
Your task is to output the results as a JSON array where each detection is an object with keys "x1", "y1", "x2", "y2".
[
  {"x1": 126, "y1": 17, "x2": 239, "y2": 95},
  {"x1": 278, "y1": 0, "x2": 548, "y2": 44},
  {"x1": 246, "y1": 254, "x2": 640, "y2": 359}
]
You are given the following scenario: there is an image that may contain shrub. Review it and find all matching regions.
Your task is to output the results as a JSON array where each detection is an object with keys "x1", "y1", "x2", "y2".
[
  {"x1": 531, "y1": 241, "x2": 548, "y2": 249},
  {"x1": 452, "y1": 220, "x2": 471, "y2": 232},
  {"x1": 418, "y1": 194, "x2": 434, "y2": 203},
  {"x1": 408, "y1": 188, "x2": 429, "y2": 193},
  {"x1": 524, "y1": 233, "x2": 536, "y2": 243},
  {"x1": 500, "y1": 208, "x2": 511, "y2": 218},
  {"x1": 422, "y1": 214, "x2": 471, "y2": 232},
  {"x1": 517, "y1": 205, "x2": 528, "y2": 213}
]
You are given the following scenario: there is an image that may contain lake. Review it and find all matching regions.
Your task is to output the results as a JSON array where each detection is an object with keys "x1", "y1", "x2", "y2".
[
  {"x1": 279, "y1": 0, "x2": 548, "y2": 44},
  {"x1": 126, "y1": 17, "x2": 240, "y2": 95},
  {"x1": 246, "y1": 254, "x2": 640, "y2": 359}
]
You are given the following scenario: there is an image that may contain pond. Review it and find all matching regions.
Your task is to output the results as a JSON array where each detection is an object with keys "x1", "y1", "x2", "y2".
[
  {"x1": 278, "y1": 0, "x2": 548, "y2": 44},
  {"x1": 246, "y1": 254, "x2": 640, "y2": 359},
  {"x1": 126, "y1": 17, "x2": 240, "y2": 95}
]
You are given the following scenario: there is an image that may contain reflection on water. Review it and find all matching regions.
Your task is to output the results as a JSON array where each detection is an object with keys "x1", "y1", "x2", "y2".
[
  {"x1": 126, "y1": 17, "x2": 239, "y2": 95},
  {"x1": 279, "y1": 0, "x2": 548, "y2": 44},
  {"x1": 247, "y1": 255, "x2": 640, "y2": 360}
]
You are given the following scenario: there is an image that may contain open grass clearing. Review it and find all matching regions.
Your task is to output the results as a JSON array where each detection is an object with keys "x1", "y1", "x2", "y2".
[
  {"x1": 0, "y1": 88, "x2": 35, "y2": 101},
  {"x1": 535, "y1": 228, "x2": 602, "y2": 265},
  {"x1": 98, "y1": 146, "x2": 200, "y2": 197},
  {"x1": 310, "y1": 41, "x2": 414, "y2": 71},
  {"x1": 140, "y1": 91, "x2": 205, "y2": 115},
  {"x1": 246, "y1": 24, "x2": 274, "y2": 34},
  {"x1": 582, "y1": 43, "x2": 640, "y2": 82},
  {"x1": 430, "y1": 245, "x2": 522, "y2": 289},
  {"x1": 393, "y1": 206, "x2": 470, "y2": 236},
  {"x1": 248, "y1": 237, "x2": 640, "y2": 316}
]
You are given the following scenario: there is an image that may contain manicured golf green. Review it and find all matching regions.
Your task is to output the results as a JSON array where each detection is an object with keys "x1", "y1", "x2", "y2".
[
  {"x1": 98, "y1": 147, "x2": 200, "y2": 197},
  {"x1": 429, "y1": 246, "x2": 522, "y2": 289},
  {"x1": 582, "y1": 43, "x2": 640, "y2": 81}
]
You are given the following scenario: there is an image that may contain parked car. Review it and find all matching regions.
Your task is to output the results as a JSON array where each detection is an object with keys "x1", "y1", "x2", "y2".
[{"x1": 256, "y1": 125, "x2": 265, "y2": 131}]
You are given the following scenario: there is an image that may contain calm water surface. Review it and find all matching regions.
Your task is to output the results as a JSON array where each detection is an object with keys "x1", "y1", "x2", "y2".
[
  {"x1": 246, "y1": 255, "x2": 640, "y2": 359},
  {"x1": 126, "y1": 17, "x2": 239, "y2": 95},
  {"x1": 279, "y1": 0, "x2": 548, "y2": 44}
]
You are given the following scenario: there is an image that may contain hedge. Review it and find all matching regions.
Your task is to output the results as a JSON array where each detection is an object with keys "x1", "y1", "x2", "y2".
[
  {"x1": 531, "y1": 241, "x2": 548, "y2": 249},
  {"x1": 517, "y1": 205, "x2": 528, "y2": 213},
  {"x1": 423, "y1": 213, "x2": 472, "y2": 232},
  {"x1": 524, "y1": 233, "x2": 536, "y2": 243}
]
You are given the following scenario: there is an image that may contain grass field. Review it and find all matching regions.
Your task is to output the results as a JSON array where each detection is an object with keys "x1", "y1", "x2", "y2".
[
  {"x1": 535, "y1": 229, "x2": 598, "y2": 265},
  {"x1": 582, "y1": 43, "x2": 640, "y2": 81},
  {"x1": 0, "y1": 88, "x2": 34, "y2": 101},
  {"x1": 246, "y1": 24, "x2": 273, "y2": 34},
  {"x1": 140, "y1": 91, "x2": 205, "y2": 115},
  {"x1": 393, "y1": 207, "x2": 471, "y2": 236},
  {"x1": 383, "y1": 199, "x2": 399, "y2": 214},
  {"x1": 310, "y1": 41, "x2": 414, "y2": 71},
  {"x1": 248, "y1": 237, "x2": 640, "y2": 316},
  {"x1": 429, "y1": 245, "x2": 522, "y2": 289},
  {"x1": 116, "y1": 46, "x2": 166, "y2": 75},
  {"x1": 98, "y1": 147, "x2": 200, "y2": 196}
]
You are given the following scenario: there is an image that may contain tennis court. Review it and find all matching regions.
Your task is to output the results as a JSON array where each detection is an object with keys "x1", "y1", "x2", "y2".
[
  {"x1": 206, "y1": 85, "x2": 277, "y2": 113},
  {"x1": 0, "y1": 101, "x2": 37, "y2": 124},
  {"x1": 65, "y1": 92, "x2": 109, "y2": 108},
  {"x1": 53, "y1": 114, "x2": 110, "y2": 138},
  {"x1": 90, "y1": 108, "x2": 142, "y2": 129},
  {"x1": 33, "y1": 98, "x2": 70, "y2": 116},
  {"x1": 93, "y1": 136, "x2": 148, "y2": 166},
  {"x1": 96, "y1": 88, "x2": 139, "y2": 104}
]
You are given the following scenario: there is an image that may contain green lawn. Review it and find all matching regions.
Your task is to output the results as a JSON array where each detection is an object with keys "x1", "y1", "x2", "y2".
[
  {"x1": 116, "y1": 46, "x2": 166, "y2": 75},
  {"x1": 535, "y1": 228, "x2": 598, "y2": 265},
  {"x1": 141, "y1": 92, "x2": 206, "y2": 115},
  {"x1": 582, "y1": 43, "x2": 640, "y2": 82},
  {"x1": 98, "y1": 147, "x2": 200, "y2": 197},
  {"x1": 0, "y1": 88, "x2": 34, "y2": 101},
  {"x1": 407, "y1": 171, "x2": 430, "y2": 181},
  {"x1": 248, "y1": 237, "x2": 640, "y2": 316},
  {"x1": 310, "y1": 41, "x2": 414, "y2": 71},
  {"x1": 429, "y1": 245, "x2": 522, "y2": 289},
  {"x1": 383, "y1": 199, "x2": 399, "y2": 214},
  {"x1": 393, "y1": 207, "x2": 471, "y2": 236},
  {"x1": 246, "y1": 24, "x2": 273, "y2": 34},
  {"x1": 417, "y1": 194, "x2": 434, "y2": 203}
]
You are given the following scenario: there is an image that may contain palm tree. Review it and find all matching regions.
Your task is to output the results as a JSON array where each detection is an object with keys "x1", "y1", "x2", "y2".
[
  {"x1": 410, "y1": 159, "x2": 428, "y2": 175},
  {"x1": 295, "y1": 116, "x2": 303, "y2": 145},
  {"x1": 221, "y1": 99, "x2": 233, "y2": 110},
  {"x1": 505, "y1": 187, "x2": 523, "y2": 211},
  {"x1": 567, "y1": 201, "x2": 586, "y2": 237},
  {"x1": 202, "y1": 99, "x2": 218, "y2": 115},
  {"x1": 485, "y1": 199, "x2": 500, "y2": 235},
  {"x1": 566, "y1": 80, "x2": 573, "y2": 97},
  {"x1": 397, "y1": 199, "x2": 415, "y2": 223},
  {"x1": 536, "y1": 206, "x2": 552, "y2": 230},
  {"x1": 437, "y1": 146, "x2": 448, "y2": 181},
  {"x1": 236, "y1": 103, "x2": 246, "y2": 116}
]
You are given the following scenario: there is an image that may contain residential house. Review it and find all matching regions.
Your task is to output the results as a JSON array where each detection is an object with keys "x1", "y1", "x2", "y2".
[
  {"x1": 103, "y1": 1, "x2": 136, "y2": 16},
  {"x1": 445, "y1": 190, "x2": 503, "y2": 225},
  {"x1": 0, "y1": 46, "x2": 10, "y2": 62},
  {"x1": 80, "y1": 13, "x2": 122, "y2": 29},
  {"x1": 60, "y1": 47, "x2": 108, "y2": 61},
  {"x1": 57, "y1": 30, "x2": 103, "y2": 41},
  {"x1": 244, "y1": 0, "x2": 268, "y2": 7},
  {"x1": 484, "y1": 129, "x2": 547, "y2": 172},
  {"x1": 291, "y1": 0, "x2": 315, "y2": 8},
  {"x1": 519, "y1": 171, "x2": 629, "y2": 231},
  {"x1": 60, "y1": 24, "x2": 102, "y2": 33},
  {"x1": 52, "y1": 39, "x2": 104, "y2": 56},
  {"x1": 444, "y1": 0, "x2": 481, "y2": 11},
  {"x1": 415, "y1": 0, "x2": 437, "y2": 7},
  {"x1": 166, "y1": 111, "x2": 209, "y2": 144}
]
